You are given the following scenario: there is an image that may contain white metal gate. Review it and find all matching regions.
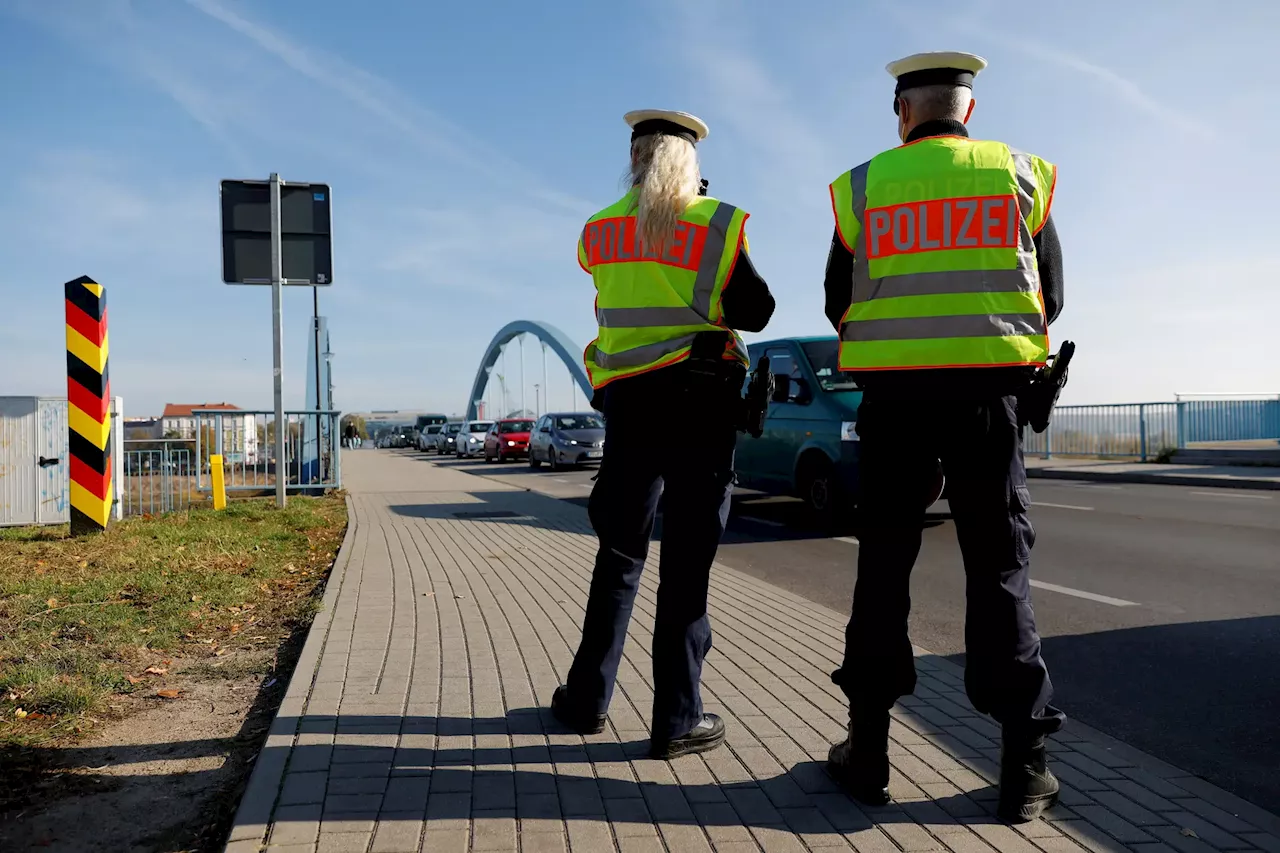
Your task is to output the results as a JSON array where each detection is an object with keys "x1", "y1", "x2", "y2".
[
  {"x1": 0, "y1": 397, "x2": 70, "y2": 526},
  {"x1": 0, "y1": 396, "x2": 122, "y2": 527}
]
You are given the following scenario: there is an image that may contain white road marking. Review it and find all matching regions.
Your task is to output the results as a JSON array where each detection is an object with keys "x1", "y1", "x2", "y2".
[
  {"x1": 551, "y1": 477, "x2": 570, "y2": 483},
  {"x1": 1031, "y1": 502, "x2": 1095, "y2": 511},
  {"x1": 1030, "y1": 580, "x2": 1138, "y2": 607},
  {"x1": 578, "y1": 484, "x2": 593, "y2": 490},
  {"x1": 1189, "y1": 491, "x2": 1273, "y2": 501},
  {"x1": 834, "y1": 536, "x2": 860, "y2": 545},
  {"x1": 750, "y1": 517, "x2": 787, "y2": 528},
  {"x1": 1062, "y1": 483, "x2": 1124, "y2": 490}
]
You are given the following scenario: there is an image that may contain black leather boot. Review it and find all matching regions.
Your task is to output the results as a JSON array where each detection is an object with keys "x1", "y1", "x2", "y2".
[
  {"x1": 550, "y1": 685, "x2": 606, "y2": 735},
  {"x1": 997, "y1": 733, "x2": 1060, "y2": 822},
  {"x1": 826, "y1": 707, "x2": 891, "y2": 806},
  {"x1": 650, "y1": 713, "x2": 726, "y2": 760}
]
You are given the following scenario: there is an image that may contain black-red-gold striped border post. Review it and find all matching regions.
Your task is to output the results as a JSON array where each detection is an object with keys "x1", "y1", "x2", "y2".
[{"x1": 65, "y1": 275, "x2": 111, "y2": 535}]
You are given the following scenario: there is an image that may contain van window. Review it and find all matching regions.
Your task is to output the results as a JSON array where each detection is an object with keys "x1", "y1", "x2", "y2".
[
  {"x1": 801, "y1": 340, "x2": 860, "y2": 391},
  {"x1": 765, "y1": 349, "x2": 797, "y2": 382}
]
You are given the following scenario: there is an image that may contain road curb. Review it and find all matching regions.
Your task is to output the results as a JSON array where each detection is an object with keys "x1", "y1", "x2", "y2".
[
  {"x1": 1027, "y1": 466, "x2": 1280, "y2": 491},
  {"x1": 222, "y1": 493, "x2": 360, "y2": 853}
]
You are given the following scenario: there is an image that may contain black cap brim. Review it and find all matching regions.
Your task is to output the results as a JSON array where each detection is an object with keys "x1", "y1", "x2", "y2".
[{"x1": 893, "y1": 67, "x2": 976, "y2": 97}]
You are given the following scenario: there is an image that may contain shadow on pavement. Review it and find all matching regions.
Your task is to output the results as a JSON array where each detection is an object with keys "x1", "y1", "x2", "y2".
[
  {"x1": 3, "y1": 699, "x2": 1009, "y2": 844},
  {"x1": 946, "y1": 614, "x2": 1280, "y2": 815}
]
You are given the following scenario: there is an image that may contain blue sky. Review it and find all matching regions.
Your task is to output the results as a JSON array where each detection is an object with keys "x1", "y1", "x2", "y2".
[{"x1": 2, "y1": 0, "x2": 1278, "y2": 418}]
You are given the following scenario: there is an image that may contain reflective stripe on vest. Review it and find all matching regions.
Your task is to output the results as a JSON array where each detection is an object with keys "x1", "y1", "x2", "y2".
[
  {"x1": 830, "y1": 139, "x2": 1055, "y2": 371},
  {"x1": 580, "y1": 194, "x2": 749, "y2": 388}
]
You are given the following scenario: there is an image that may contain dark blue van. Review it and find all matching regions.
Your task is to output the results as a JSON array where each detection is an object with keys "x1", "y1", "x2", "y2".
[{"x1": 734, "y1": 335, "x2": 943, "y2": 518}]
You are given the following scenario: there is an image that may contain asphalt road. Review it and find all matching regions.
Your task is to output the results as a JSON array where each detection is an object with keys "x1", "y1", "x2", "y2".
[{"x1": 399, "y1": 449, "x2": 1280, "y2": 814}]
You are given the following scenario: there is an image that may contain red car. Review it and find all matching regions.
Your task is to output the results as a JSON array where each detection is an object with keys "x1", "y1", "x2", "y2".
[{"x1": 483, "y1": 418, "x2": 534, "y2": 462}]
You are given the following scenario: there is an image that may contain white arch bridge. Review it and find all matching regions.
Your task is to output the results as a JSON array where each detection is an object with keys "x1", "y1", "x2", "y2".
[{"x1": 465, "y1": 320, "x2": 594, "y2": 421}]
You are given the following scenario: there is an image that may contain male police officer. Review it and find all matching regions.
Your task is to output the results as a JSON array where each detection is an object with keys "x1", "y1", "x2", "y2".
[
  {"x1": 550, "y1": 110, "x2": 775, "y2": 759},
  {"x1": 823, "y1": 54, "x2": 1066, "y2": 821}
]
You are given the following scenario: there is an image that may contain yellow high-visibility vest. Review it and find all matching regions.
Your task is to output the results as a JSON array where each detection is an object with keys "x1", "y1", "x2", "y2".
[
  {"x1": 579, "y1": 190, "x2": 750, "y2": 389},
  {"x1": 829, "y1": 136, "x2": 1056, "y2": 371}
]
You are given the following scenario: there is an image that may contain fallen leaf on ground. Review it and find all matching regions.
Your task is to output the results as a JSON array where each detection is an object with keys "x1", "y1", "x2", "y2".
[
  {"x1": 191, "y1": 595, "x2": 202, "y2": 603},
  {"x1": 46, "y1": 598, "x2": 58, "y2": 608},
  {"x1": 156, "y1": 689, "x2": 181, "y2": 699},
  {"x1": 144, "y1": 666, "x2": 168, "y2": 676},
  {"x1": 126, "y1": 675, "x2": 142, "y2": 685},
  {"x1": 14, "y1": 708, "x2": 28, "y2": 718}
]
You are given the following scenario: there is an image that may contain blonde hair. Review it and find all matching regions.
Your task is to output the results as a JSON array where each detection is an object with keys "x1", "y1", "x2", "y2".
[{"x1": 626, "y1": 133, "x2": 701, "y2": 253}]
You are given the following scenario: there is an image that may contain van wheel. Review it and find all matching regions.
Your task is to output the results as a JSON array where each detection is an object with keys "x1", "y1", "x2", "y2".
[{"x1": 799, "y1": 455, "x2": 847, "y2": 526}]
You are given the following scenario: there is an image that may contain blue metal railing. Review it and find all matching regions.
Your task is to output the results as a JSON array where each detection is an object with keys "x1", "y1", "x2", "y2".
[
  {"x1": 1023, "y1": 397, "x2": 1280, "y2": 460},
  {"x1": 193, "y1": 409, "x2": 342, "y2": 493},
  {"x1": 122, "y1": 441, "x2": 194, "y2": 516}
]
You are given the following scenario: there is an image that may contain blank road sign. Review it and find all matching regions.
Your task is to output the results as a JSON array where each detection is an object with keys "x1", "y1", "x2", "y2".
[{"x1": 220, "y1": 179, "x2": 333, "y2": 285}]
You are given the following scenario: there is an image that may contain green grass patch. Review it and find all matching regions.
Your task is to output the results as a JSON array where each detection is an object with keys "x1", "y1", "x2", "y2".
[{"x1": 0, "y1": 494, "x2": 346, "y2": 747}]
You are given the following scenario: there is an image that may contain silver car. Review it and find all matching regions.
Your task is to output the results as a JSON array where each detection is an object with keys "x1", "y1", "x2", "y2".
[
  {"x1": 528, "y1": 412, "x2": 605, "y2": 470},
  {"x1": 418, "y1": 424, "x2": 443, "y2": 452},
  {"x1": 455, "y1": 420, "x2": 494, "y2": 458}
]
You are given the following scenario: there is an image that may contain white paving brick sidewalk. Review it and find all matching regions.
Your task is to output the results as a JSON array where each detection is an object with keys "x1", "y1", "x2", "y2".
[{"x1": 223, "y1": 452, "x2": 1280, "y2": 853}]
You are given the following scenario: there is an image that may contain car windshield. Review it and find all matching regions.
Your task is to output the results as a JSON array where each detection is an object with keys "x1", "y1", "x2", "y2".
[
  {"x1": 426, "y1": 426, "x2": 441, "y2": 434},
  {"x1": 446, "y1": 424, "x2": 461, "y2": 434},
  {"x1": 500, "y1": 420, "x2": 534, "y2": 433},
  {"x1": 469, "y1": 422, "x2": 494, "y2": 433},
  {"x1": 800, "y1": 340, "x2": 860, "y2": 392},
  {"x1": 555, "y1": 415, "x2": 604, "y2": 430}
]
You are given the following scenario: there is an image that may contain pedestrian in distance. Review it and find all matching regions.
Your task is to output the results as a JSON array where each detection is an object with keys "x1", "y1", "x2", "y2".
[
  {"x1": 550, "y1": 109, "x2": 776, "y2": 759},
  {"x1": 823, "y1": 52, "x2": 1067, "y2": 822}
]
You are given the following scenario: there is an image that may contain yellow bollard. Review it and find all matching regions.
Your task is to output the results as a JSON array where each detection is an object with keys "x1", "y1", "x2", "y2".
[{"x1": 210, "y1": 454, "x2": 227, "y2": 510}]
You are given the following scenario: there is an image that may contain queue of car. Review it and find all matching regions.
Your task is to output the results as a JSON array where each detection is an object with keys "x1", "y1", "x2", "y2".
[
  {"x1": 403, "y1": 411, "x2": 605, "y2": 470},
  {"x1": 384, "y1": 334, "x2": 944, "y2": 522}
]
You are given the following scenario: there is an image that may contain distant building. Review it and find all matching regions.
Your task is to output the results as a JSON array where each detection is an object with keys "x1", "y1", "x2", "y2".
[
  {"x1": 123, "y1": 417, "x2": 162, "y2": 441},
  {"x1": 161, "y1": 402, "x2": 239, "y2": 438},
  {"x1": 161, "y1": 402, "x2": 259, "y2": 464}
]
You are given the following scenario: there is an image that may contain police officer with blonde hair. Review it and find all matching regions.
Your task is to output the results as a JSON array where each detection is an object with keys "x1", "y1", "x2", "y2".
[
  {"x1": 823, "y1": 54, "x2": 1066, "y2": 821},
  {"x1": 550, "y1": 109, "x2": 775, "y2": 759}
]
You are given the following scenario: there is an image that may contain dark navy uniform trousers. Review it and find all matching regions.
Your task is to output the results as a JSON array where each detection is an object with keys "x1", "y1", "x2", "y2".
[
  {"x1": 565, "y1": 366, "x2": 739, "y2": 742},
  {"x1": 833, "y1": 394, "x2": 1066, "y2": 736}
]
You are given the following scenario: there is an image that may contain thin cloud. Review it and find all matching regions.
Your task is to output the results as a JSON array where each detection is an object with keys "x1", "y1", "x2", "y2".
[
  {"x1": 1012, "y1": 39, "x2": 1220, "y2": 143},
  {"x1": 933, "y1": 13, "x2": 1222, "y2": 143},
  {"x1": 182, "y1": 0, "x2": 594, "y2": 216}
]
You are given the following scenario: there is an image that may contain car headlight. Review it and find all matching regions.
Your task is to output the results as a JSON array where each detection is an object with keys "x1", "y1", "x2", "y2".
[
  {"x1": 568, "y1": 439, "x2": 579, "y2": 446},
  {"x1": 507, "y1": 440, "x2": 515, "y2": 446},
  {"x1": 840, "y1": 421, "x2": 858, "y2": 442},
  {"x1": 469, "y1": 436, "x2": 478, "y2": 443}
]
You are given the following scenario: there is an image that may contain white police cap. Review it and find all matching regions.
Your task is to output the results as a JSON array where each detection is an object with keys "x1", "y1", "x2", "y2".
[
  {"x1": 886, "y1": 51, "x2": 988, "y2": 96},
  {"x1": 624, "y1": 109, "x2": 709, "y2": 145}
]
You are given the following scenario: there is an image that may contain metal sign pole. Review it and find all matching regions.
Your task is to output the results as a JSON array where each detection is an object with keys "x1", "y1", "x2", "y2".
[
  {"x1": 269, "y1": 173, "x2": 287, "y2": 508},
  {"x1": 313, "y1": 288, "x2": 322, "y2": 483}
]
